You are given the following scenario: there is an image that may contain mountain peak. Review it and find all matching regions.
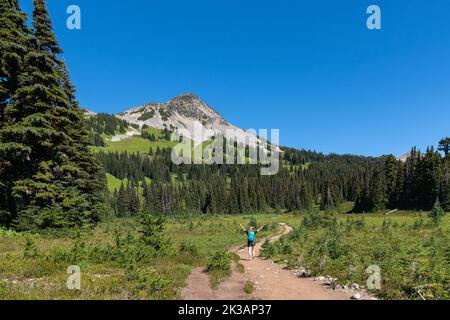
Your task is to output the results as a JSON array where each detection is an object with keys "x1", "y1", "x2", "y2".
[
  {"x1": 116, "y1": 93, "x2": 227, "y2": 131},
  {"x1": 115, "y1": 94, "x2": 277, "y2": 150},
  {"x1": 170, "y1": 93, "x2": 201, "y2": 103}
]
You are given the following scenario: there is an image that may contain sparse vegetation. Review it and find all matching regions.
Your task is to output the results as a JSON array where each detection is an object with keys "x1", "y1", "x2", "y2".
[
  {"x1": 244, "y1": 280, "x2": 255, "y2": 295},
  {"x1": 137, "y1": 110, "x2": 155, "y2": 121}
]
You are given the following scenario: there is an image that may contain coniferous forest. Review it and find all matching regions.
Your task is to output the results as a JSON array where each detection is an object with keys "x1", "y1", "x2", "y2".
[{"x1": 98, "y1": 143, "x2": 450, "y2": 218}]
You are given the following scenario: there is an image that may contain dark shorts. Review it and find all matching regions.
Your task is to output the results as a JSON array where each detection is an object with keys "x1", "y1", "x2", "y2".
[{"x1": 247, "y1": 240, "x2": 256, "y2": 247}]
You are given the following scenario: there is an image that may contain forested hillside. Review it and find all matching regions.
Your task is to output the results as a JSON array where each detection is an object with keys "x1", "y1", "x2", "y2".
[
  {"x1": 86, "y1": 112, "x2": 130, "y2": 146},
  {"x1": 95, "y1": 140, "x2": 450, "y2": 217}
]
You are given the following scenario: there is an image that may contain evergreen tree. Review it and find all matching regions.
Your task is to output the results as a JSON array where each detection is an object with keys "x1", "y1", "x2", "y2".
[
  {"x1": 139, "y1": 213, "x2": 167, "y2": 251},
  {"x1": 127, "y1": 180, "x2": 140, "y2": 215},
  {"x1": 117, "y1": 183, "x2": 129, "y2": 217},
  {"x1": 0, "y1": 0, "x2": 106, "y2": 230},
  {"x1": 0, "y1": 0, "x2": 32, "y2": 224},
  {"x1": 320, "y1": 182, "x2": 335, "y2": 211},
  {"x1": 429, "y1": 198, "x2": 445, "y2": 226},
  {"x1": 371, "y1": 166, "x2": 387, "y2": 211},
  {"x1": 438, "y1": 137, "x2": 450, "y2": 157},
  {"x1": 441, "y1": 159, "x2": 450, "y2": 211},
  {"x1": 0, "y1": 0, "x2": 31, "y2": 121},
  {"x1": 384, "y1": 155, "x2": 399, "y2": 208}
]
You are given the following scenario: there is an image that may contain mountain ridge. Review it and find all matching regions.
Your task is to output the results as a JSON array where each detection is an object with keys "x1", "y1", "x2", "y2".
[{"x1": 114, "y1": 93, "x2": 277, "y2": 149}]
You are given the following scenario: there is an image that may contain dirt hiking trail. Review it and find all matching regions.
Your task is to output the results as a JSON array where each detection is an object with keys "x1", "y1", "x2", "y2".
[{"x1": 181, "y1": 223, "x2": 352, "y2": 300}]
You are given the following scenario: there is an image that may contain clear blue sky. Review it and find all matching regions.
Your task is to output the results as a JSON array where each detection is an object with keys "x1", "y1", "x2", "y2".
[{"x1": 19, "y1": 0, "x2": 450, "y2": 156}]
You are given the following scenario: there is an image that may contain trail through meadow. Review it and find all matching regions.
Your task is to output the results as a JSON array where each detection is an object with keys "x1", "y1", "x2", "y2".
[{"x1": 181, "y1": 224, "x2": 352, "y2": 300}]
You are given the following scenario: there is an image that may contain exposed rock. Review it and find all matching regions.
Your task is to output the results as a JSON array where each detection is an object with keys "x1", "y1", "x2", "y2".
[
  {"x1": 351, "y1": 293, "x2": 361, "y2": 300},
  {"x1": 351, "y1": 283, "x2": 360, "y2": 290},
  {"x1": 116, "y1": 93, "x2": 280, "y2": 151},
  {"x1": 298, "y1": 269, "x2": 311, "y2": 278}
]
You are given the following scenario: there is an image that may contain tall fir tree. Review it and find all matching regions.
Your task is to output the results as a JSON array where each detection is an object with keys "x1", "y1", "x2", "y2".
[
  {"x1": 438, "y1": 137, "x2": 450, "y2": 157},
  {"x1": 0, "y1": 0, "x2": 105, "y2": 229},
  {"x1": 0, "y1": 0, "x2": 32, "y2": 223}
]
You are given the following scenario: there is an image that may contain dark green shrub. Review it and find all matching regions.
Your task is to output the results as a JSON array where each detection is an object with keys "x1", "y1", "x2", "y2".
[
  {"x1": 139, "y1": 214, "x2": 169, "y2": 251},
  {"x1": 260, "y1": 239, "x2": 276, "y2": 258},
  {"x1": 302, "y1": 210, "x2": 336, "y2": 229},
  {"x1": 23, "y1": 236, "x2": 40, "y2": 259},
  {"x1": 281, "y1": 242, "x2": 293, "y2": 255},
  {"x1": 206, "y1": 251, "x2": 231, "y2": 272},
  {"x1": 429, "y1": 199, "x2": 445, "y2": 226}
]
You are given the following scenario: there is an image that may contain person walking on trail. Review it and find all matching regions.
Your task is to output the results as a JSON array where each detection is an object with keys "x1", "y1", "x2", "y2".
[{"x1": 239, "y1": 223, "x2": 266, "y2": 260}]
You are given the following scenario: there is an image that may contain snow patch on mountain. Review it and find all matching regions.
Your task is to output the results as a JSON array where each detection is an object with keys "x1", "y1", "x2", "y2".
[{"x1": 109, "y1": 128, "x2": 140, "y2": 142}]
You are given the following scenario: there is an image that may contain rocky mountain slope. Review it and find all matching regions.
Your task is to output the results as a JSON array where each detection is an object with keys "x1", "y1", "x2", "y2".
[{"x1": 115, "y1": 93, "x2": 276, "y2": 149}]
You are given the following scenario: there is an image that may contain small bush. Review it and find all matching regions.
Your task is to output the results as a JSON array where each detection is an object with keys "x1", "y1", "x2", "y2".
[
  {"x1": 179, "y1": 240, "x2": 199, "y2": 256},
  {"x1": 260, "y1": 239, "x2": 276, "y2": 258},
  {"x1": 244, "y1": 280, "x2": 255, "y2": 294},
  {"x1": 302, "y1": 210, "x2": 336, "y2": 229},
  {"x1": 124, "y1": 265, "x2": 172, "y2": 299},
  {"x1": 281, "y1": 242, "x2": 293, "y2": 255},
  {"x1": 412, "y1": 216, "x2": 426, "y2": 230},
  {"x1": 206, "y1": 251, "x2": 232, "y2": 288},
  {"x1": 23, "y1": 236, "x2": 40, "y2": 259},
  {"x1": 207, "y1": 251, "x2": 231, "y2": 272},
  {"x1": 0, "y1": 228, "x2": 20, "y2": 238}
]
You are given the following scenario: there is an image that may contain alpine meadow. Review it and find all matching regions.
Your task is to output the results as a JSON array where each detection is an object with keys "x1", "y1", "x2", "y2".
[{"x1": 0, "y1": 0, "x2": 449, "y2": 302}]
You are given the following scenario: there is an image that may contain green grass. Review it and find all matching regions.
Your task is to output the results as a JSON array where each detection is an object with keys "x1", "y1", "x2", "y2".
[
  {"x1": 101, "y1": 136, "x2": 177, "y2": 154},
  {"x1": 106, "y1": 174, "x2": 125, "y2": 192},
  {"x1": 0, "y1": 211, "x2": 448, "y2": 300},
  {"x1": 142, "y1": 127, "x2": 166, "y2": 138},
  {"x1": 106, "y1": 173, "x2": 151, "y2": 193}
]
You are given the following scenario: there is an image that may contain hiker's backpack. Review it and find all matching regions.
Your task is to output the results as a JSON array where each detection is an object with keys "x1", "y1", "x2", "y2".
[{"x1": 248, "y1": 231, "x2": 255, "y2": 242}]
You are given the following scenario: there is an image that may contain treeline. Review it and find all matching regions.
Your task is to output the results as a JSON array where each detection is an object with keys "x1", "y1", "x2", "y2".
[
  {"x1": 0, "y1": 0, "x2": 106, "y2": 230},
  {"x1": 354, "y1": 139, "x2": 450, "y2": 212},
  {"x1": 97, "y1": 149, "x2": 172, "y2": 182},
  {"x1": 140, "y1": 125, "x2": 172, "y2": 142},
  {"x1": 86, "y1": 113, "x2": 131, "y2": 146},
  {"x1": 86, "y1": 113, "x2": 129, "y2": 136},
  {"x1": 100, "y1": 139, "x2": 450, "y2": 217},
  {"x1": 100, "y1": 147, "x2": 383, "y2": 216}
]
